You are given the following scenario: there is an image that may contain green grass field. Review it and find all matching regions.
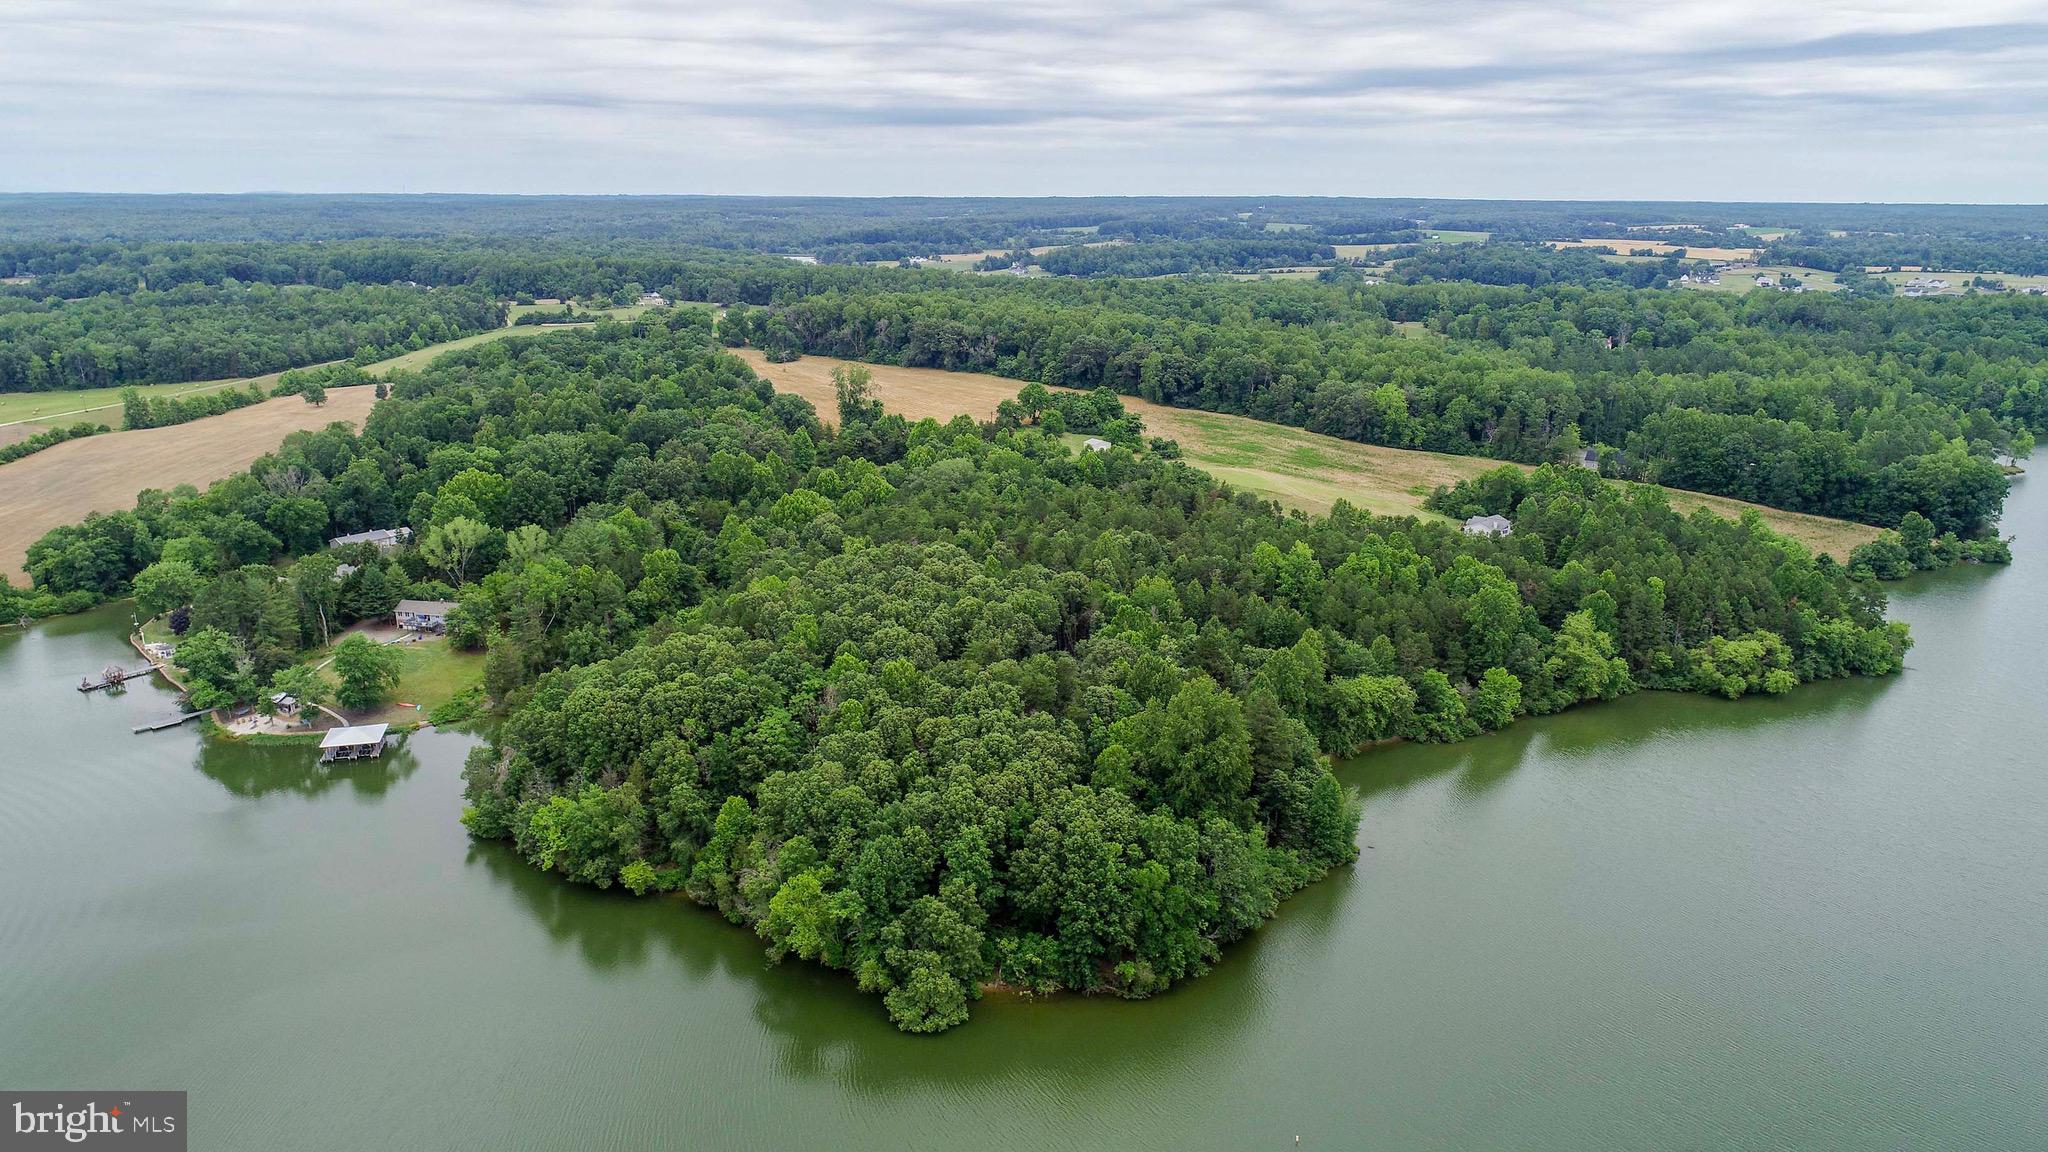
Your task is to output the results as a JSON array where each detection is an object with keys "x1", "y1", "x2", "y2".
[
  {"x1": 1683, "y1": 265, "x2": 1843, "y2": 293},
  {"x1": 312, "y1": 634, "x2": 486, "y2": 726},
  {"x1": 0, "y1": 371, "x2": 294, "y2": 427}
]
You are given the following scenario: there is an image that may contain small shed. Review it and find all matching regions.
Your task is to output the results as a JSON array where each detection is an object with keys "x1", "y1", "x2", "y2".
[
  {"x1": 1578, "y1": 447, "x2": 1601, "y2": 471},
  {"x1": 395, "y1": 599, "x2": 458, "y2": 632},
  {"x1": 319, "y1": 723, "x2": 389, "y2": 763},
  {"x1": 1083, "y1": 437, "x2": 1114, "y2": 452},
  {"x1": 1462, "y1": 514, "x2": 1512, "y2": 538},
  {"x1": 270, "y1": 692, "x2": 300, "y2": 718}
]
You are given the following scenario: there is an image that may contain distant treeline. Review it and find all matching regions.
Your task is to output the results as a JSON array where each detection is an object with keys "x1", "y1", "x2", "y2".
[
  {"x1": 0, "y1": 282, "x2": 502, "y2": 392},
  {"x1": 1765, "y1": 236, "x2": 2048, "y2": 277},
  {"x1": 1385, "y1": 245, "x2": 1698, "y2": 289},
  {"x1": 5, "y1": 194, "x2": 2047, "y2": 266},
  {"x1": 979, "y1": 237, "x2": 1338, "y2": 278}
]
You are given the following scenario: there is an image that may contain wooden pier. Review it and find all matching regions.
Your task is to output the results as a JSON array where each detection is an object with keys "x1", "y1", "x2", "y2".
[
  {"x1": 132, "y1": 710, "x2": 209, "y2": 734},
  {"x1": 78, "y1": 664, "x2": 155, "y2": 692}
]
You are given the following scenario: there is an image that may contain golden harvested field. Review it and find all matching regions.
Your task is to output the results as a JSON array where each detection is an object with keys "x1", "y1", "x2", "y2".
[
  {"x1": 0, "y1": 423, "x2": 45, "y2": 448},
  {"x1": 0, "y1": 388, "x2": 378, "y2": 583},
  {"x1": 734, "y1": 350, "x2": 1880, "y2": 559},
  {"x1": 1549, "y1": 239, "x2": 1761, "y2": 261}
]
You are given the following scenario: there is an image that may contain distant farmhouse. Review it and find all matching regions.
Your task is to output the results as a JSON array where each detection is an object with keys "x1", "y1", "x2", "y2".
[
  {"x1": 1083, "y1": 437, "x2": 1114, "y2": 452},
  {"x1": 1461, "y1": 514, "x2": 1512, "y2": 538},
  {"x1": 329, "y1": 527, "x2": 412, "y2": 553}
]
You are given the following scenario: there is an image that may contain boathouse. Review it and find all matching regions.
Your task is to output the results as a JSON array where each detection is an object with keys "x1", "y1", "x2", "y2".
[{"x1": 319, "y1": 723, "x2": 389, "y2": 763}]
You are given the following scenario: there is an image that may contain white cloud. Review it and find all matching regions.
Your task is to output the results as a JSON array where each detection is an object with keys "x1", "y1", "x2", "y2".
[{"x1": 2, "y1": 0, "x2": 2045, "y2": 198}]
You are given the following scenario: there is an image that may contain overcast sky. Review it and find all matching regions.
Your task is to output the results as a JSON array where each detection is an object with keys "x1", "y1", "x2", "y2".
[{"x1": 5, "y1": 0, "x2": 2046, "y2": 201}]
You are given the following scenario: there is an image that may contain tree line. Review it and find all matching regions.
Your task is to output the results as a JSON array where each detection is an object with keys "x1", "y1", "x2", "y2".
[{"x1": 0, "y1": 282, "x2": 502, "y2": 392}]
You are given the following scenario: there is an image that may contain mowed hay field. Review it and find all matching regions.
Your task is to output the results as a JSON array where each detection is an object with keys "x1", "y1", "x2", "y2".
[
  {"x1": 0, "y1": 387, "x2": 378, "y2": 583},
  {"x1": 735, "y1": 350, "x2": 1881, "y2": 559}
]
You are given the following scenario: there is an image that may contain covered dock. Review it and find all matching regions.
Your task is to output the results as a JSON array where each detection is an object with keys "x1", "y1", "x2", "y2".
[{"x1": 319, "y1": 723, "x2": 390, "y2": 763}]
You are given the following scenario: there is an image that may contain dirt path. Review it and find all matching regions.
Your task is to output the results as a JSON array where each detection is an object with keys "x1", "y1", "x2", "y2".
[
  {"x1": 734, "y1": 349, "x2": 1880, "y2": 559},
  {"x1": 0, "y1": 388, "x2": 377, "y2": 584}
]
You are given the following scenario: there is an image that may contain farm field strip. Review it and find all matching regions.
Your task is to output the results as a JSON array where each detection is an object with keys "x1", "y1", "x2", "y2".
[{"x1": 733, "y1": 350, "x2": 1880, "y2": 559}]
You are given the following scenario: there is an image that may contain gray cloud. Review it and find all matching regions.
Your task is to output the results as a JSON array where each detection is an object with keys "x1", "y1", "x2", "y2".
[{"x1": 1, "y1": 0, "x2": 2045, "y2": 199}]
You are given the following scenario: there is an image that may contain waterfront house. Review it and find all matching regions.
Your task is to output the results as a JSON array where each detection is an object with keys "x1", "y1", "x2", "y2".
[
  {"x1": 1461, "y1": 514, "x2": 1512, "y2": 537},
  {"x1": 394, "y1": 599, "x2": 458, "y2": 632}
]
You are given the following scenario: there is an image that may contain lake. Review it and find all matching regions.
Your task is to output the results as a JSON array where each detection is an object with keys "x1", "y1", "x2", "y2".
[{"x1": 3, "y1": 480, "x2": 2044, "y2": 1151}]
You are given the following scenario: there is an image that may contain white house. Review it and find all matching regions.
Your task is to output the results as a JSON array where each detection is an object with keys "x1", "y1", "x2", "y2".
[
  {"x1": 394, "y1": 599, "x2": 458, "y2": 632},
  {"x1": 1083, "y1": 437, "x2": 1114, "y2": 452},
  {"x1": 329, "y1": 527, "x2": 412, "y2": 554},
  {"x1": 1461, "y1": 514, "x2": 1512, "y2": 538}
]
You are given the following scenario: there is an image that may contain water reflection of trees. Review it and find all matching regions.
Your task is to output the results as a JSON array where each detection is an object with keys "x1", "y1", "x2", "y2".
[
  {"x1": 1341, "y1": 676, "x2": 1895, "y2": 804},
  {"x1": 466, "y1": 829, "x2": 1349, "y2": 1094},
  {"x1": 193, "y1": 733, "x2": 420, "y2": 799}
]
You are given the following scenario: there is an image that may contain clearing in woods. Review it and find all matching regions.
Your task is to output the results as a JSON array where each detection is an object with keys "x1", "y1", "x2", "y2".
[{"x1": 734, "y1": 349, "x2": 1881, "y2": 561}]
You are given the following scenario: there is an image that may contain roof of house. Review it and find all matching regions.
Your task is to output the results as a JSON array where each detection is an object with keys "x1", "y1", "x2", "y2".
[
  {"x1": 395, "y1": 599, "x2": 458, "y2": 615},
  {"x1": 1083, "y1": 437, "x2": 1114, "y2": 450},
  {"x1": 1463, "y1": 514, "x2": 1512, "y2": 531},
  {"x1": 271, "y1": 692, "x2": 298, "y2": 706},
  {"x1": 319, "y1": 723, "x2": 389, "y2": 749},
  {"x1": 329, "y1": 527, "x2": 411, "y2": 547}
]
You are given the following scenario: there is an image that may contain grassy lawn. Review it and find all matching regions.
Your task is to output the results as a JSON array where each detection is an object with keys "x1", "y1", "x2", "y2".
[{"x1": 312, "y1": 634, "x2": 485, "y2": 727}]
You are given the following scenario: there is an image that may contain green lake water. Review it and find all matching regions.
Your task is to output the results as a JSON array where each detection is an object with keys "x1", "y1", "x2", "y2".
[{"x1": 4, "y1": 481, "x2": 2045, "y2": 1150}]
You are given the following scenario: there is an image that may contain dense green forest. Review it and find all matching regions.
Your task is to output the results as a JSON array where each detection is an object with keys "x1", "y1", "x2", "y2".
[
  {"x1": 0, "y1": 282, "x2": 501, "y2": 392},
  {"x1": 5, "y1": 315, "x2": 1916, "y2": 1029}
]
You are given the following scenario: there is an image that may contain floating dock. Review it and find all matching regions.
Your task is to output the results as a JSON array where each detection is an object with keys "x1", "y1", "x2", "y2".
[{"x1": 132, "y1": 710, "x2": 209, "y2": 734}]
